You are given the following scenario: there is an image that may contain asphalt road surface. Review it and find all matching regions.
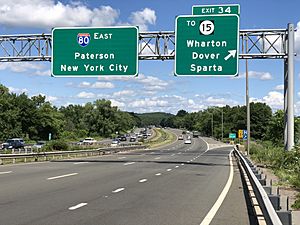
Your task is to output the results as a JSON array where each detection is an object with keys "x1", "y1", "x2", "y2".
[{"x1": 0, "y1": 131, "x2": 256, "y2": 225}]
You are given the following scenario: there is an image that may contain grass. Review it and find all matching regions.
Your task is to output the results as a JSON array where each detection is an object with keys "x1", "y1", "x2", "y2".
[
  {"x1": 144, "y1": 128, "x2": 177, "y2": 149},
  {"x1": 250, "y1": 142, "x2": 300, "y2": 209}
]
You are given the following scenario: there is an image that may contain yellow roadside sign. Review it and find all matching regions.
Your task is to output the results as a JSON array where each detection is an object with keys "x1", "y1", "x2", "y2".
[{"x1": 238, "y1": 129, "x2": 243, "y2": 139}]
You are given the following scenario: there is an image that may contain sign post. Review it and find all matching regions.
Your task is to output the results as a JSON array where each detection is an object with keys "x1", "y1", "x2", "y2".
[
  {"x1": 175, "y1": 14, "x2": 239, "y2": 76},
  {"x1": 52, "y1": 26, "x2": 138, "y2": 77}
]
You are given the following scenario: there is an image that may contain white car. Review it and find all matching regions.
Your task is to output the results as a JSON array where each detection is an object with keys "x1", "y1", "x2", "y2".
[
  {"x1": 178, "y1": 135, "x2": 184, "y2": 140},
  {"x1": 82, "y1": 137, "x2": 97, "y2": 145},
  {"x1": 184, "y1": 139, "x2": 192, "y2": 144}
]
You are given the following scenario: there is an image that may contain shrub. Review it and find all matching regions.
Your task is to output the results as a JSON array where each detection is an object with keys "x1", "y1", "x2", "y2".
[{"x1": 43, "y1": 140, "x2": 69, "y2": 151}]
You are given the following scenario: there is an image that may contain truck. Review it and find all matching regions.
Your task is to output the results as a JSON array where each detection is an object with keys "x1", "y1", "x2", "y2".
[{"x1": 192, "y1": 131, "x2": 200, "y2": 138}]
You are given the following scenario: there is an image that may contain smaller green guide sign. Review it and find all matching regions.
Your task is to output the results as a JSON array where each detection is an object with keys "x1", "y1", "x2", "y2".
[
  {"x1": 192, "y1": 4, "x2": 240, "y2": 16},
  {"x1": 229, "y1": 133, "x2": 237, "y2": 139},
  {"x1": 52, "y1": 26, "x2": 138, "y2": 77}
]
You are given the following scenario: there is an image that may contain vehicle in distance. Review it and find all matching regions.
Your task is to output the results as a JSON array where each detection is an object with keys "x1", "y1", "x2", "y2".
[
  {"x1": 178, "y1": 135, "x2": 184, "y2": 140},
  {"x1": 193, "y1": 131, "x2": 200, "y2": 138},
  {"x1": 119, "y1": 136, "x2": 127, "y2": 141},
  {"x1": 184, "y1": 139, "x2": 192, "y2": 144},
  {"x1": 1, "y1": 138, "x2": 24, "y2": 149},
  {"x1": 111, "y1": 139, "x2": 120, "y2": 147},
  {"x1": 82, "y1": 137, "x2": 97, "y2": 145},
  {"x1": 32, "y1": 141, "x2": 46, "y2": 149},
  {"x1": 129, "y1": 136, "x2": 137, "y2": 142}
]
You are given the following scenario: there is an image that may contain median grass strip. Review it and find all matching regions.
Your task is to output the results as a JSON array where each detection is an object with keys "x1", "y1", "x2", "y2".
[{"x1": 144, "y1": 128, "x2": 177, "y2": 149}]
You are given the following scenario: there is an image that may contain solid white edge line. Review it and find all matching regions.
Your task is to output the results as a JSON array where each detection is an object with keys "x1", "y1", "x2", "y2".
[
  {"x1": 47, "y1": 173, "x2": 78, "y2": 180},
  {"x1": 73, "y1": 162, "x2": 89, "y2": 165},
  {"x1": 199, "y1": 137, "x2": 210, "y2": 151},
  {"x1": 112, "y1": 188, "x2": 125, "y2": 193},
  {"x1": 199, "y1": 150, "x2": 234, "y2": 225},
  {"x1": 0, "y1": 171, "x2": 12, "y2": 175},
  {"x1": 69, "y1": 203, "x2": 87, "y2": 210}
]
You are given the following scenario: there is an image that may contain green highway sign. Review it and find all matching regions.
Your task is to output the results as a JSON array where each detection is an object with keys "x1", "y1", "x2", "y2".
[
  {"x1": 175, "y1": 15, "x2": 239, "y2": 76},
  {"x1": 52, "y1": 26, "x2": 138, "y2": 77},
  {"x1": 192, "y1": 4, "x2": 240, "y2": 16},
  {"x1": 229, "y1": 133, "x2": 236, "y2": 139}
]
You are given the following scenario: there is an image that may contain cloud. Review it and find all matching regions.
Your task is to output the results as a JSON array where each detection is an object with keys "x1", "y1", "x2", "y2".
[
  {"x1": 8, "y1": 86, "x2": 28, "y2": 94},
  {"x1": 251, "y1": 91, "x2": 284, "y2": 110},
  {"x1": 78, "y1": 81, "x2": 115, "y2": 89},
  {"x1": 31, "y1": 93, "x2": 58, "y2": 103},
  {"x1": 129, "y1": 8, "x2": 156, "y2": 31},
  {"x1": 274, "y1": 84, "x2": 284, "y2": 91},
  {"x1": 0, "y1": 1, "x2": 119, "y2": 29},
  {"x1": 34, "y1": 69, "x2": 51, "y2": 76},
  {"x1": 129, "y1": 98, "x2": 169, "y2": 108},
  {"x1": 235, "y1": 71, "x2": 272, "y2": 80},
  {"x1": 76, "y1": 91, "x2": 96, "y2": 99},
  {"x1": 112, "y1": 90, "x2": 135, "y2": 97},
  {"x1": 0, "y1": 62, "x2": 43, "y2": 73},
  {"x1": 110, "y1": 99, "x2": 125, "y2": 108}
]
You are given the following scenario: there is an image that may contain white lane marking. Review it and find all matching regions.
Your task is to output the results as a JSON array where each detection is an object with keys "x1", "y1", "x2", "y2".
[
  {"x1": 112, "y1": 188, "x2": 125, "y2": 193},
  {"x1": 155, "y1": 157, "x2": 161, "y2": 160},
  {"x1": 200, "y1": 137, "x2": 210, "y2": 151},
  {"x1": 155, "y1": 173, "x2": 162, "y2": 176},
  {"x1": 199, "y1": 150, "x2": 234, "y2": 225},
  {"x1": 0, "y1": 171, "x2": 12, "y2": 175},
  {"x1": 181, "y1": 163, "x2": 185, "y2": 166},
  {"x1": 139, "y1": 179, "x2": 147, "y2": 183},
  {"x1": 171, "y1": 154, "x2": 175, "y2": 156},
  {"x1": 118, "y1": 157, "x2": 127, "y2": 159},
  {"x1": 47, "y1": 173, "x2": 78, "y2": 180},
  {"x1": 73, "y1": 162, "x2": 89, "y2": 165},
  {"x1": 124, "y1": 162, "x2": 135, "y2": 166},
  {"x1": 166, "y1": 169, "x2": 172, "y2": 171},
  {"x1": 178, "y1": 152, "x2": 182, "y2": 154},
  {"x1": 175, "y1": 166, "x2": 179, "y2": 168},
  {"x1": 69, "y1": 203, "x2": 87, "y2": 210}
]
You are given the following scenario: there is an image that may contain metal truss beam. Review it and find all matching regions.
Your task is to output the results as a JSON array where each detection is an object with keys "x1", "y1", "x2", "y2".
[{"x1": 0, "y1": 28, "x2": 289, "y2": 62}]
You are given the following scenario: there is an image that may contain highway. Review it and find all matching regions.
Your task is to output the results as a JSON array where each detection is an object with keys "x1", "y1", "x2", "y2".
[{"x1": 0, "y1": 130, "x2": 256, "y2": 225}]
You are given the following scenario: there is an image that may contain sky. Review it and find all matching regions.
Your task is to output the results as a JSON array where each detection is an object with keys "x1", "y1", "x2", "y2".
[{"x1": 0, "y1": 0, "x2": 300, "y2": 114}]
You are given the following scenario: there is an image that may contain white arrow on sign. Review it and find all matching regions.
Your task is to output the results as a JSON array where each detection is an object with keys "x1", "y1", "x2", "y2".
[{"x1": 224, "y1": 50, "x2": 237, "y2": 61}]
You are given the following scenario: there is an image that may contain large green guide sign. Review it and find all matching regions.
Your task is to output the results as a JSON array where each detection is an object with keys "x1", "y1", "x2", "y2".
[
  {"x1": 175, "y1": 14, "x2": 239, "y2": 76},
  {"x1": 52, "y1": 26, "x2": 138, "y2": 77}
]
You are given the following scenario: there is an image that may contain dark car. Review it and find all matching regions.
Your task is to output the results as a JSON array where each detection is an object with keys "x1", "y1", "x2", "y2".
[
  {"x1": 119, "y1": 136, "x2": 127, "y2": 141},
  {"x1": 129, "y1": 136, "x2": 137, "y2": 142},
  {"x1": 2, "y1": 138, "x2": 25, "y2": 149}
]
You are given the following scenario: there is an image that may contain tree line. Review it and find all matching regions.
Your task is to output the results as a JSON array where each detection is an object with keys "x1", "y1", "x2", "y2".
[
  {"x1": 160, "y1": 103, "x2": 300, "y2": 146},
  {"x1": 1, "y1": 83, "x2": 299, "y2": 145},
  {"x1": 0, "y1": 84, "x2": 139, "y2": 141}
]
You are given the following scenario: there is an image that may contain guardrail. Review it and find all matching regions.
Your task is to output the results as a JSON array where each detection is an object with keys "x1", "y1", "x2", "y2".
[
  {"x1": 0, "y1": 144, "x2": 147, "y2": 165},
  {"x1": 234, "y1": 147, "x2": 284, "y2": 225}
]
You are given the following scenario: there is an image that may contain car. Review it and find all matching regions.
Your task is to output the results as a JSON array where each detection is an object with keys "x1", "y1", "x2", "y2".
[
  {"x1": 82, "y1": 137, "x2": 97, "y2": 145},
  {"x1": 129, "y1": 136, "x2": 137, "y2": 142},
  {"x1": 178, "y1": 135, "x2": 184, "y2": 140},
  {"x1": 147, "y1": 133, "x2": 151, "y2": 136},
  {"x1": 184, "y1": 139, "x2": 192, "y2": 144},
  {"x1": 119, "y1": 136, "x2": 127, "y2": 141},
  {"x1": 111, "y1": 139, "x2": 120, "y2": 147},
  {"x1": 2, "y1": 138, "x2": 24, "y2": 149},
  {"x1": 32, "y1": 141, "x2": 46, "y2": 149}
]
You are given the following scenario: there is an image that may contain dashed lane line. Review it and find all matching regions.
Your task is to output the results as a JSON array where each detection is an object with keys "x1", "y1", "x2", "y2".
[
  {"x1": 112, "y1": 188, "x2": 125, "y2": 193},
  {"x1": 155, "y1": 173, "x2": 162, "y2": 176},
  {"x1": 73, "y1": 162, "x2": 89, "y2": 165},
  {"x1": 69, "y1": 203, "x2": 87, "y2": 210},
  {"x1": 0, "y1": 171, "x2": 12, "y2": 175},
  {"x1": 139, "y1": 179, "x2": 147, "y2": 183},
  {"x1": 166, "y1": 169, "x2": 172, "y2": 172},
  {"x1": 47, "y1": 173, "x2": 78, "y2": 180}
]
